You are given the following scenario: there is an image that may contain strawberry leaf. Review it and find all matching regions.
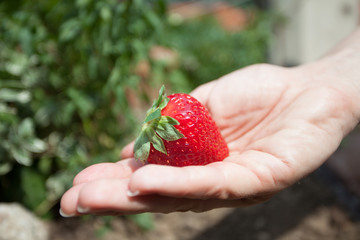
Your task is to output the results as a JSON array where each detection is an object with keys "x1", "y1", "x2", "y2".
[
  {"x1": 134, "y1": 131, "x2": 151, "y2": 162},
  {"x1": 144, "y1": 108, "x2": 161, "y2": 123},
  {"x1": 133, "y1": 85, "x2": 185, "y2": 163},
  {"x1": 151, "y1": 85, "x2": 165, "y2": 108},
  {"x1": 158, "y1": 96, "x2": 169, "y2": 110},
  {"x1": 156, "y1": 123, "x2": 184, "y2": 141},
  {"x1": 148, "y1": 128, "x2": 167, "y2": 154},
  {"x1": 160, "y1": 116, "x2": 180, "y2": 125}
]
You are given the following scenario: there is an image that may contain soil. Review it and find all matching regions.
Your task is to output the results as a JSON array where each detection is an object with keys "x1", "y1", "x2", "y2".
[{"x1": 48, "y1": 132, "x2": 360, "y2": 240}]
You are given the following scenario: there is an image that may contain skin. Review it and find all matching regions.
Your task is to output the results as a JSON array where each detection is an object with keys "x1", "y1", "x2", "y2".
[{"x1": 60, "y1": 27, "x2": 360, "y2": 217}]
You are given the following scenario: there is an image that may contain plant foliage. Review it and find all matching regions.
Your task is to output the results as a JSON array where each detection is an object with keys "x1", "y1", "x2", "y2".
[
  {"x1": 0, "y1": 0, "x2": 167, "y2": 216},
  {"x1": 0, "y1": 0, "x2": 274, "y2": 217}
]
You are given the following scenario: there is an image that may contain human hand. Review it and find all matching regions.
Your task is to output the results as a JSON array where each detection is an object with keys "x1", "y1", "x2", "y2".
[{"x1": 60, "y1": 61, "x2": 360, "y2": 217}]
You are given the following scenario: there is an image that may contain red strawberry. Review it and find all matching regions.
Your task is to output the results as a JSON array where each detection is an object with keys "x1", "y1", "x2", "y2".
[{"x1": 134, "y1": 86, "x2": 229, "y2": 166}]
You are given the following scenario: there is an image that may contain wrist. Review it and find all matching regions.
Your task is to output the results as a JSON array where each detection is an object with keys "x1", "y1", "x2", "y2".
[{"x1": 297, "y1": 27, "x2": 360, "y2": 123}]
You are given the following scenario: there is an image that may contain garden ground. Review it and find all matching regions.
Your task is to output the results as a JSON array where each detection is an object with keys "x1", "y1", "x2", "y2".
[{"x1": 48, "y1": 131, "x2": 360, "y2": 240}]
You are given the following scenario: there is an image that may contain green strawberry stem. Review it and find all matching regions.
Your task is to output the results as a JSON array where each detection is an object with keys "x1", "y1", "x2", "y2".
[{"x1": 134, "y1": 86, "x2": 184, "y2": 163}]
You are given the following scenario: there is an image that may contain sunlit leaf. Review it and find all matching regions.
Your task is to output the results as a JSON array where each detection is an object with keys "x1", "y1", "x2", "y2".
[
  {"x1": 59, "y1": 19, "x2": 81, "y2": 42},
  {"x1": 23, "y1": 138, "x2": 47, "y2": 153},
  {"x1": 18, "y1": 118, "x2": 34, "y2": 137},
  {"x1": 0, "y1": 89, "x2": 31, "y2": 103},
  {"x1": 0, "y1": 162, "x2": 12, "y2": 175},
  {"x1": 10, "y1": 145, "x2": 32, "y2": 166}
]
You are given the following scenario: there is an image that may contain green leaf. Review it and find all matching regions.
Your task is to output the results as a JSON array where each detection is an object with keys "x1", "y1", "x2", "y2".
[
  {"x1": 0, "y1": 80, "x2": 25, "y2": 89},
  {"x1": 134, "y1": 131, "x2": 150, "y2": 162},
  {"x1": 134, "y1": 141, "x2": 150, "y2": 163},
  {"x1": 46, "y1": 171, "x2": 74, "y2": 200},
  {"x1": 0, "y1": 112, "x2": 17, "y2": 123},
  {"x1": 155, "y1": 123, "x2": 184, "y2": 141},
  {"x1": 76, "y1": 0, "x2": 91, "y2": 7},
  {"x1": 23, "y1": 138, "x2": 47, "y2": 153},
  {"x1": 144, "y1": 11, "x2": 162, "y2": 31},
  {"x1": 134, "y1": 85, "x2": 184, "y2": 161},
  {"x1": 144, "y1": 86, "x2": 170, "y2": 124},
  {"x1": 100, "y1": 6, "x2": 112, "y2": 21},
  {"x1": 20, "y1": 168, "x2": 46, "y2": 210},
  {"x1": 18, "y1": 118, "x2": 34, "y2": 137},
  {"x1": 158, "y1": 96, "x2": 169, "y2": 110},
  {"x1": 0, "y1": 103, "x2": 15, "y2": 113},
  {"x1": 0, "y1": 162, "x2": 12, "y2": 175},
  {"x1": 19, "y1": 28, "x2": 33, "y2": 55},
  {"x1": 0, "y1": 89, "x2": 31, "y2": 103},
  {"x1": 34, "y1": 104, "x2": 52, "y2": 127},
  {"x1": 60, "y1": 19, "x2": 81, "y2": 42},
  {"x1": 144, "y1": 108, "x2": 161, "y2": 123},
  {"x1": 5, "y1": 53, "x2": 28, "y2": 76},
  {"x1": 67, "y1": 88, "x2": 94, "y2": 118},
  {"x1": 10, "y1": 145, "x2": 32, "y2": 166},
  {"x1": 38, "y1": 157, "x2": 52, "y2": 175},
  {"x1": 151, "y1": 85, "x2": 165, "y2": 108},
  {"x1": 155, "y1": 0, "x2": 167, "y2": 15},
  {"x1": 159, "y1": 116, "x2": 180, "y2": 126},
  {"x1": 147, "y1": 128, "x2": 166, "y2": 155}
]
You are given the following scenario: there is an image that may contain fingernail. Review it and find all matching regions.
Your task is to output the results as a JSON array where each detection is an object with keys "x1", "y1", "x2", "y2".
[
  {"x1": 59, "y1": 208, "x2": 74, "y2": 218},
  {"x1": 77, "y1": 205, "x2": 90, "y2": 214},
  {"x1": 127, "y1": 189, "x2": 140, "y2": 197}
]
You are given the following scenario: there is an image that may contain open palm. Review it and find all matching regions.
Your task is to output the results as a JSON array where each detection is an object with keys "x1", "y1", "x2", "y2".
[{"x1": 60, "y1": 64, "x2": 359, "y2": 216}]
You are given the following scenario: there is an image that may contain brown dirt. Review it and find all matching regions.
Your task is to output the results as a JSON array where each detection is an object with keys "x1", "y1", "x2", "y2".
[
  {"x1": 47, "y1": 170, "x2": 360, "y2": 240},
  {"x1": 48, "y1": 132, "x2": 360, "y2": 240}
]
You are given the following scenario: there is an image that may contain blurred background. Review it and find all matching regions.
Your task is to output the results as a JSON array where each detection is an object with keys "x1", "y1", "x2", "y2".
[{"x1": 0, "y1": 0, "x2": 359, "y2": 239}]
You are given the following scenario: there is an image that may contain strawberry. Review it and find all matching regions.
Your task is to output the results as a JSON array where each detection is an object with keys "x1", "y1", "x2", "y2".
[{"x1": 134, "y1": 86, "x2": 229, "y2": 166}]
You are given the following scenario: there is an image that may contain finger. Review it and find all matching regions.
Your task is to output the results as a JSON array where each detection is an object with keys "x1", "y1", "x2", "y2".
[
  {"x1": 121, "y1": 142, "x2": 135, "y2": 159},
  {"x1": 75, "y1": 178, "x2": 177, "y2": 214},
  {"x1": 73, "y1": 159, "x2": 143, "y2": 186},
  {"x1": 60, "y1": 184, "x2": 85, "y2": 217},
  {"x1": 127, "y1": 156, "x2": 279, "y2": 200},
  {"x1": 189, "y1": 80, "x2": 216, "y2": 106},
  {"x1": 73, "y1": 178, "x2": 272, "y2": 215}
]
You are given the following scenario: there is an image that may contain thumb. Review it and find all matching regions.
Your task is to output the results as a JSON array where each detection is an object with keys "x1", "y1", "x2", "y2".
[
  {"x1": 121, "y1": 141, "x2": 135, "y2": 159},
  {"x1": 189, "y1": 80, "x2": 217, "y2": 106}
]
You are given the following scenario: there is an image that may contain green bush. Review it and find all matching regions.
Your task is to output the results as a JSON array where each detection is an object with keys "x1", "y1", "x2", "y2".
[
  {"x1": 0, "y1": 0, "x2": 168, "y2": 216},
  {"x1": 0, "y1": 0, "x2": 274, "y2": 217},
  {"x1": 161, "y1": 9, "x2": 277, "y2": 87}
]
